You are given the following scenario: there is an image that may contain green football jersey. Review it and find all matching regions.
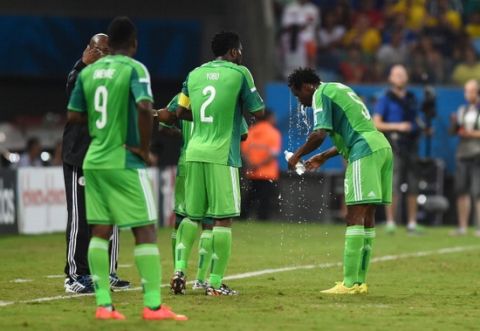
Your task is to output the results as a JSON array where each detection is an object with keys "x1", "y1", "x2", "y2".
[
  {"x1": 167, "y1": 93, "x2": 250, "y2": 167},
  {"x1": 313, "y1": 82, "x2": 391, "y2": 162},
  {"x1": 179, "y1": 60, "x2": 264, "y2": 167},
  {"x1": 68, "y1": 55, "x2": 153, "y2": 170}
]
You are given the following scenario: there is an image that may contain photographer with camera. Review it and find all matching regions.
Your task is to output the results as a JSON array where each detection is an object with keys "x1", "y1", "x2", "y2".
[
  {"x1": 450, "y1": 79, "x2": 480, "y2": 237},
  {"x1": 373, "y1": 65, "x2": 424, "y2": 234}
]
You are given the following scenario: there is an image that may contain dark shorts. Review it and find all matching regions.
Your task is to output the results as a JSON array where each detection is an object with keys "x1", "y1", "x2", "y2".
[
  {"x1": 455, "y1": 158, "x2": 480, "y2": 198},
  {"x1": 393, "y1": 151, "x2": 419, "y2": 194}
]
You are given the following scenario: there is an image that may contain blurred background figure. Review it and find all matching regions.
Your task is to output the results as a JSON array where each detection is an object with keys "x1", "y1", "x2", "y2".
[
  {"x1": 450, "y1": 79, "x2": 480, "y2": 236},
  {"x1": 16, "y1": 137, "x2": 42, "y2": 167},
  {"x1": 451, "y1": 47, "x2": 480, "y2": 85},
  {"x1": 241, "y1": 111, "x2": 282, "y2": 220},
  {"x1": 373, "y1": 65, "x2": 422, "y2": 234},
  {"x1": 280, "y1": 0, "x2": 319, "y2": 79},
  {"x1": 51, "y1": 140, "x2": 63, "y2": 166}
]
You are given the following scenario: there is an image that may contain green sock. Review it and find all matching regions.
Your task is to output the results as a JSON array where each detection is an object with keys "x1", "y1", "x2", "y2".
[
  {"x1": 134, "y1": 244, "x2": 161, "y2": 309},
  {"x1": 175, "y1": 218, "x2": 199, "y2": 273},
  {"x1": 209, "y1": 227, "x2": 232, "y2": 288},
  {"x1": 195, "y1": 230, "x2": 213, "y2": 282},
  {"x1": 171, "y1": 230, "x2": 176, "y2": 269},
  {"x1": 343, "y1": 225, "x2": 365, "y2": 288},
  {"x1": 358, "y1": 227, "x2": 375, "y2": 284},
  {"x1": 88, "y1": 237, "x2": 111, "y2": 307}
]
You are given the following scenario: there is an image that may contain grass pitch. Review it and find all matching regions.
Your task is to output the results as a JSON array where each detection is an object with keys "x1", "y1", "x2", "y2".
[{"x1": 1, "y1": 222, "x2": 479, "y2": 331}]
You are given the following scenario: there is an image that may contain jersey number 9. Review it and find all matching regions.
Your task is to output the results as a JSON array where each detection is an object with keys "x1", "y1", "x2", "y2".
[{"x1": 94, "y1": 86, "x2": 108, "y2": 129}]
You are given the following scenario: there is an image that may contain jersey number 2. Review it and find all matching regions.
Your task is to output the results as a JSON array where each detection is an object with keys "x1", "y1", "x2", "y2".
[
  {"x1": 94, "y1": 86, "x2": 108, "y2": 129},
  {"x1": 200, "y1": 85, "x2": 215, "y2": 123}
]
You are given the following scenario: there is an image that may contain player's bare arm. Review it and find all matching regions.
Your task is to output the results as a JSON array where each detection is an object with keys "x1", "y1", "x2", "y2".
[
  {"x1": 288, "y1": 129, "x2": 327, "y2": 170},
  {"x1": 373, "y1": 114, "x2": 412, "y2": 132},
  {"x1": 305, "y1": 146, "x2": 339, "y2": 171},
  {"x1": 176, "y1": 105, "x2": 193, "y2": 121},
  {"x1": 155, "y1": 107, "x2": 177, "y2": 125}
]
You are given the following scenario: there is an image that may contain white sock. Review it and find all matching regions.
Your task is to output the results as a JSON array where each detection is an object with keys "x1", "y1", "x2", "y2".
[{"x1": 407, "y1": 221, "x2": 417, "y2": 230}]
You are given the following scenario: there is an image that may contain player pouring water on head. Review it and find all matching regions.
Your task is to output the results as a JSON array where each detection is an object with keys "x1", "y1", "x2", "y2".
[{"x1": 287, "y1": 68, "x2": 393, "y2": 294}]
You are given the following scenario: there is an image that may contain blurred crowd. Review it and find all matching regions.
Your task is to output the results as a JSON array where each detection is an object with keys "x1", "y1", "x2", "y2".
[{"x1": 274, "y1": 0, "x2": 480, "y2": 85}]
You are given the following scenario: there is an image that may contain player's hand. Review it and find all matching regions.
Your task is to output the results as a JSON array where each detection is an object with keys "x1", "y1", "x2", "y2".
[
  {"x1": 305, "y1": 153, "x2": 327, "y2": 171},
  {"x1": 125, "y1": 145, "x2": 154, "y2": 166},
  {"x1": 397, "y1": 122, "x2": 412, "y2": 132},
  {"x1": 287, "y1": 154, "x2": 300, "y2": 171},
  {"x1": 458, "y1": 128, "x2": 472, "y2": 138},
  {"x1": 82, "y1": 45, "x2": 103, "y2": 65}
]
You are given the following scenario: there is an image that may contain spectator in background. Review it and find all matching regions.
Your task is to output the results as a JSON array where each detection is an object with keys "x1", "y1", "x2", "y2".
[
  {"x1": 17, "y1": 137, "x2": 42, "y2": 167},
  {"x1": 465, "y1": 12, "x2": 480, "y2": 39},
  {"x1": 317, "y1": 9, "x2": 345, "y2": 71},
  {"x1": 280, "y1": 0, "x2": 320, "y2": 78},
  {"x1": 352, "y1": 0, "x2": 384, "y2": 29},
  {"x1": 409, "y1": 34, "x2": 446, "y2": 83},
  {"x1": 452, "y1": 47, "x2": 480, "y2": 85},
  {"x1": 339, "y1": 45, "x2": 368, "y2": 83},
  {"x1": 386, "y1": 0, "x2": 427, "y2": 32},
  {"x1": 426, "y1": 0, "x2": 463, "y2": 32},
  {"x1": 343, "y1": 13, "x2": 381, "y2": 56},
  {"x1": 332, "y1": 0, "x2": 352, "y2": 28},
  {"x1": 241, "y1": 111, "x2": 282, "y2": 220},
  {"x1": 376, "y1": 28, "x2": 409, "y2": 69},
  {"x1": 373, "y1": 65, "x2": 423, "y2": 234},
  {"x1": 450, "y1": 79, "x2": 480, "y2": 236}
]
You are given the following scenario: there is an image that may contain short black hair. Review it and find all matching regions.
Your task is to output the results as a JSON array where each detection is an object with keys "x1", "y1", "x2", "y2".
[
  {"x1": 287, "y1": 67, "x2": 321, "y2": 90},
  {"x1": 211, "y1": 31, "x2": 240, "y2": 57},
  {"x1": 107, "y1": 16, "x2": 136, "y2": 50}
]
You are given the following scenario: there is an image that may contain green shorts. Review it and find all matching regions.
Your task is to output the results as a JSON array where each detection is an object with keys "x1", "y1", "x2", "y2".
[
  {"x1": 185, "y1": 161, "x2": 241, "y2": 220},
  {"x1": 344, "y1": 148, "x2": 393, "y2": 206},
  {"x1": 174, "y1": 163, "x2": 187, "y2": 217},
  {"x1": 84, "y1": 168, "x2": 157, "y2": 228}
]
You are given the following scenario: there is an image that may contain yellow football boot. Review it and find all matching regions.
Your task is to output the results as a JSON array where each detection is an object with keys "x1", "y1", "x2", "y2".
[
  {"x1": 320, "y1": 282, "x2": 359, "y2": 294},
  {"x1": 358, "y1": 283, "x2": 368, "y2": 294}
]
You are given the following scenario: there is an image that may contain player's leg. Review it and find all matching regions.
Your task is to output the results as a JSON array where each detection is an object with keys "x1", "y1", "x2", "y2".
[
  {"x1": 193, "y1": 220, "x2": 214, "y2": 290},
  {"x1": 323, "y1": 153, "x2": 385, "y2": 294},
  {"x1": 358, "y1": 148, "x2": 393, "y2": 293},
  {"x1": 64, "y1": 164, "x2": 94, "y2": 293},
  {"x1": 358, "y1": 205, "x2": 376, "y2": 293},
  {"x1": 84, "y1": 169, "x2": 123, "y2": 319},
  {"x1": 174, "y1": 217, "x2": 199, "y2": 274},
  {"x1": 205, "y1": 164, "x2": 241, "y2": 296},
  {"x1": 171, "y1": 164, "x2": 187, "y2": 267},
  {"x1": 171, "y1": 162, "x2": 207, "y2": 294},
  {"x1": 111, "y1": 168, "x2": 186, "y2": 320}
]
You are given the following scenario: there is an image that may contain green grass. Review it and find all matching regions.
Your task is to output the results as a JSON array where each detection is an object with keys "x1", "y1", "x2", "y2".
[{"x1": 1, "y1": 222, "x2": 480, "y2": 331}]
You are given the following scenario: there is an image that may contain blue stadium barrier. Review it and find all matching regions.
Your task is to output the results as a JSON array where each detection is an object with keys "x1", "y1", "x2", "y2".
[{"x1": 266, "y1": 82, "x2": 464, "y2": 174}]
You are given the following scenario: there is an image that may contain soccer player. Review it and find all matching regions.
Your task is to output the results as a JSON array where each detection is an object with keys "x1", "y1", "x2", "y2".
[
  {"x1": 158, "y1": 95, "x2": 249, "y2": 293},
  {"x1": 63, "y1": 33, "x2": 130, "y2": 294},
  {"x1": 67, "y1": 16, "x2": 186, "y2": 320},
  {"x1": 287, "y1": 68, "x2": 392, "y2": 294},
  {"x1": 175, "y1": 31, "x2": 265, "y2": 296}
]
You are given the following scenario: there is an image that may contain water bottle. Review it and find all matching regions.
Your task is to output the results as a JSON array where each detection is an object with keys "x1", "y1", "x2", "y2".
[{"x1": 284, "y1": 150, "x2": 306, "y2": 175}]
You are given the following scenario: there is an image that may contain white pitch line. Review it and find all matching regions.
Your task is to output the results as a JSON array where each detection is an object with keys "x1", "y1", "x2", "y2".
[
  {"x1": 46, "y1": 275, "x2": 65, "y2": 279},
  {"x1": 1, "y1": 245, "x2": 478, "y2": 308},
  {"x1": 10, "y1": 279, "x2": 33, "y2": 283}
]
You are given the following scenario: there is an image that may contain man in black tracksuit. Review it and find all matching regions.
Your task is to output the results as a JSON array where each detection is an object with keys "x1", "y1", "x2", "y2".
[{"x1": 63, "y1": 34, "x2": 130, "y2": 293}]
